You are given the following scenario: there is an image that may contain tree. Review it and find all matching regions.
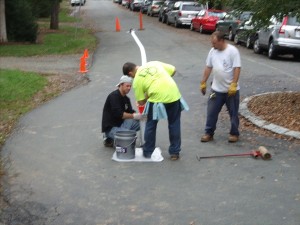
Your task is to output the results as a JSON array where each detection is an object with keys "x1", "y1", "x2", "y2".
[
  {"x1": 228, "y1": 0, "x2": 300, "y2": 27},
  {"x1": 0, "y1": 0, "x2": 7, "y2": 42},
  {"x1": 5, "y1": 0, "x2": 38, "y2": 42},
  {"x1": 50, "y1": 0, "x2": 61, "y2": 30}
]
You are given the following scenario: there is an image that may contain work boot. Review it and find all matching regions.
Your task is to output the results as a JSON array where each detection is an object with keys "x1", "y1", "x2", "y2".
[
  {"x1": 170, "y1": 154, "x2": 180, "y2": 161},
  {"x1": 200, "y1": 134, "x2": 213, "y2": 142},
  {"x1": 103, "y1": 138, "x2": 114, "y2": 148},
  {"x1": 228, "y1": 135, "x2": 239, "y2": 143}
]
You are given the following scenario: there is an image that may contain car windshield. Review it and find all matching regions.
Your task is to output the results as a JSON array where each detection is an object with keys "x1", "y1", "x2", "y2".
[
  {"x1": 182, "y1": 4, "x2": 202, "y2": 11},
  {"x1": 208, "y1": 11, "x2": 226, "y2": 18}
]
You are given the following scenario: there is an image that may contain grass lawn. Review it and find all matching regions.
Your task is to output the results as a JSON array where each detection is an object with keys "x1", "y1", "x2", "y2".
[{"x1": 0, "y1": 69, "x2": 49, "y2": 146}]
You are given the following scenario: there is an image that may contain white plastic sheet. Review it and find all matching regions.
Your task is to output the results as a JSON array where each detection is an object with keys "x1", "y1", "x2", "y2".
[{"x1": 112, "y1": 147, "x2": 164, "y2": 162}]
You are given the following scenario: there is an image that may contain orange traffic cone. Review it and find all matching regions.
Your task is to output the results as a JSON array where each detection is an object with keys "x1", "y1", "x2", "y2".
[
  {"x1": 116, "y1": 17, "x2": 121, "y2": 32},
  {"x1": 79, "y1": 56, "x2": 88, "y2": 73},
  {"x1": 83, "y1": 49, "x2": 89, "y2": 59},
  {"x1": 139, "y1": 11, "x2": 144, "y2": 30}
]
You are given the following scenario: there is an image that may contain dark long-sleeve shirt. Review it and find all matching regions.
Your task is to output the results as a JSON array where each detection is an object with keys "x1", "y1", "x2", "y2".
[{"x1": 102, "y1": 89, "x2": 135, "y2": 133}]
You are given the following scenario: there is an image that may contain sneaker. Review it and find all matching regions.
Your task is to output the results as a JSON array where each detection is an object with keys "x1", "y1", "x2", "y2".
[
  {"x1": 200, "y1": 134, "x2": 213, "y2": 142},
  {"x1": 103, "y1": 138, "x2": 113, "y2": 148},
  {"x1": 170, "y1": 154, "x2": 180, "y2": 161},
  {"x1": 228, "y1": 135, "x2": 239, "y2": 143}
]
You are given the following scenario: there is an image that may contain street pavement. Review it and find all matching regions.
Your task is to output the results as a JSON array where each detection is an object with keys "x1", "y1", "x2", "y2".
[{"x1": 1, "y1": 0, "x2": 300, "y2": 224}]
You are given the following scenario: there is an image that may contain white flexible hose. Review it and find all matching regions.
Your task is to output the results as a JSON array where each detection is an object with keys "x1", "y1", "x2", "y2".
[{"x1": 130, "y1": 30, "x2": 147, "y2": 65}]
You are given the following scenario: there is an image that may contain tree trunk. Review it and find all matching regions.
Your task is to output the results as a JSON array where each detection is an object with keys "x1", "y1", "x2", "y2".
[
  {"x1": 0, "y1": 0, "x2": 7, "y2": 42},
  {"x1": 50, "y1": 0, "x2": 60, "y2": 30}
]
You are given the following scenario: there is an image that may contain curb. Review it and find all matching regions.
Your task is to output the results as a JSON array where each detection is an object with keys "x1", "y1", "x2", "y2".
[{"x1": 239, "y1": 91, "x2": 300, "y2": 140}]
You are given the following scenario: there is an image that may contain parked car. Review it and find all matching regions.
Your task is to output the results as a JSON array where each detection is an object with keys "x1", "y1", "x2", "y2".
[
  {"x1": 122, "y1": 0, "x2": 129, "y2": 6},
  {"x1": 70, "y1": 0, "x2": 85, "y2": 6},
  {"x1": 216, "y1": 11, "x2": 253, "y2": 41},
  {"x1": 190, "y1": 9, "x2": 226, "y2": 33},
  {"x1": 130, "y1": 0, "x2": 143, "y2": 11},
  {"x1": 166, "y1": 1, "x2": 203, "y2": 28},
  {"x1": 158, "y1": 0, "x2": 175, "y2": 23},
  {"x1": 234, "y1": 15, "x2": 256, "y2": 49},
  {"x1": 140, "y1": 0, "x2": 152, "y2": 13},
  {"x1": 147, "y1": 0, "x2": 164, "y2": 17},
  {"x1": 123, "y1": 0, "x2": 132, "y2": 8},
  {"x1": 253, "y1": 15, "x2": 300, "y2": 59}
]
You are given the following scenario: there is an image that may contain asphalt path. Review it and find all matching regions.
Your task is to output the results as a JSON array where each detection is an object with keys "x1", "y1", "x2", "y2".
[{"x1": 1, "y1": 0, "x2": 300, "y2": 224}]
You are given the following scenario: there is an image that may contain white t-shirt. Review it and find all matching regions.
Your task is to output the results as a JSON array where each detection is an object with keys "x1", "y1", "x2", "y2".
[{"x1": 206, "y1": 44, "x2": 241, "y2": 93}]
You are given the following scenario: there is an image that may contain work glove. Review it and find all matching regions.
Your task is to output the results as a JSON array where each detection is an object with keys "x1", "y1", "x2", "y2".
[
  {"x1": 200, "y1": 82, "x2": 206, "y2": 95},
  {"x1": 133, "y1": 113, "x2": 143, "y2": 120},
  {"x1": 228, "y1": 83, "x2": 237, "y2": 96}
]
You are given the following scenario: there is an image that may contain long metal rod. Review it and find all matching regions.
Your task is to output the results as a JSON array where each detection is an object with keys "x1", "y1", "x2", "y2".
[{"x1": 197, "y1": 151, "x2": 259, "y2": 161}]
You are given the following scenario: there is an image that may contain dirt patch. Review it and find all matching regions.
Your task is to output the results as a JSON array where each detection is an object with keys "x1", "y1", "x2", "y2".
[{"x1": 247, "y1": 92, "x2": 300, "y2": 132}]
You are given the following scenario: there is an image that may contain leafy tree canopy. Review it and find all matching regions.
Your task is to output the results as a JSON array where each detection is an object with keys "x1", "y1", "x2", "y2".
[
  {"x1": 199, "y1": 0, "x2": 300, "y2": 27},
  {"x1": 228, "y1": 0, "x2": 300, "y2": 27}
]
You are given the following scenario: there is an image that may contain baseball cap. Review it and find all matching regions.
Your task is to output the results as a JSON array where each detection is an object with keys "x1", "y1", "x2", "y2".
[{"x1": 116, "y1": 75, "x2": 132, "y2": 87}]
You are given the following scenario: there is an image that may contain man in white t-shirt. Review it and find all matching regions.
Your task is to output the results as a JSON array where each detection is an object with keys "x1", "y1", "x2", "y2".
[{"x1": 200, "y1": 31, "x2": 241, "y2": 143}]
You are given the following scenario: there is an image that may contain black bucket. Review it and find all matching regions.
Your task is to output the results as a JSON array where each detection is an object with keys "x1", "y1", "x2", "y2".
[{"x1": 115, "y1": 130, "x2": 137, "y2": 159}]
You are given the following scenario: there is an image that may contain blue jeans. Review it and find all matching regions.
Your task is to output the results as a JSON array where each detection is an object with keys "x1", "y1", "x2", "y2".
[
  {"x1": 205, "y1": 90, "x2": 240, "y2": 136},
  {"x1": 143, "y1": 100, "x2": 181, "y2": 157},
  {"x1": 106, "y1": 119, "x2": 140, "y2": 140}
]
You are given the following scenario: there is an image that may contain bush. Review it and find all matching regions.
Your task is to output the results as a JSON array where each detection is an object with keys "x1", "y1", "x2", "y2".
[{"x1": 5, "y1": 0, "x2": 38, "y2": 42}]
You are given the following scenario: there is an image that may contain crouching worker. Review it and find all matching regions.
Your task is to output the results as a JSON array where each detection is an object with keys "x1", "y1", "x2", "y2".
[{"x1": 102, "y1": 75, "x2": 142, "y2": 147}]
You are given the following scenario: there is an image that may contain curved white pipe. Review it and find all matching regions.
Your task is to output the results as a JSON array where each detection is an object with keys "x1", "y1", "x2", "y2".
[{"x1": 130, "y1": 30, "x2": 147, "y2": 65}]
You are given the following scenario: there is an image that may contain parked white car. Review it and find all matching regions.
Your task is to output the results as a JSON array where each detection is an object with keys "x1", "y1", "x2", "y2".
[
  {"x1": 253, "y1": 15, "x2": 300, "y2": 59},
  {"x1": 166, "y1": 1, "x2": 203, "y2": 28},
  {"x1": 70, "y1": 0, "x2": 86, "y2": 7}
]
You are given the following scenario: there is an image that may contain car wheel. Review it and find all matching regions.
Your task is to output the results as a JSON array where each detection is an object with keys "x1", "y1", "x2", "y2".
[
  {"x1": 166, "y1": 18, "x2": 171, "y2": 25},
  {"x1": 228, "y1": 29, "x2": 234, "y2": 41},
  {"x1": 268, "y1": 40, "x2": 277, "y2": 59},
  {"x1": 293, "y1": 53, "x2": 300, "y2": 60},
  {"x1": 158, "y1": 14, "x2": 162, "y2": 22},
  {"x1": 190, "y1": 23, "x2": 194, "y2": 31},
  {"x1": 175, "y1": 19, "x2": 180, "y2": 28},
  {"x1": 234, "y1": 32, "x2": 240, "y2": 45},
  {"x1": 253, "y1": 37, "x2": 262, "y2": 54},
  {"x1": 199, "y1": 25, "x2": 204, "y2": 33},
  {"x1": 246, "y1": 36, "x2": 253, "y2": 49}
]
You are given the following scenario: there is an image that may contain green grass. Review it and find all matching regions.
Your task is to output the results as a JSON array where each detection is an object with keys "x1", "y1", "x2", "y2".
[
  {"x1": 0, "y1": 0, "x2": 97, "y2": 57},
  {"x1": 0, "y1": 69, "x2": 48, "y2": 145},
  {"x1": 0, "y1": 25, "x2": 96, "y2": 56}
]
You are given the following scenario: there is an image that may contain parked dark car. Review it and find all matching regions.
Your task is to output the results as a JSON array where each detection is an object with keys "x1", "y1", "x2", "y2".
[
  {"x1": 190, "y1": 9, "x2": 226, "y2": 33},
  {"x1": 253, "y1": 15, "x2": 300, "y2": 59},
  {"x1": 140, "y1": 0, "x2": 152, "y2": 14},
  {"x1": 147, "y1": 0, "x2": 164, "y2": 17},
  {"x1": 234, "y1": 15, "x2": 256, "y2": 49},
  {"x1": 130, "y1": 0, "x2": 143, "y2": 11},
  {"x1": 158, "y1": 0, "x2": 175, "y2": 23},
  {"x1": 216, "y1": 11, "x2": 253, "y2": 41}
]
